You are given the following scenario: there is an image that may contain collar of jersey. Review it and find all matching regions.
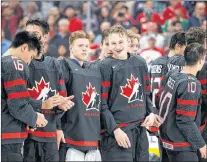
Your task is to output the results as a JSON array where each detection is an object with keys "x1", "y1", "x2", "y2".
[
  {"x1": 34, "y1": 55, "x2": 45, "y2": 62},
  {"x1": 71, "y1": 58, "x2": 85, "y2": 68}
]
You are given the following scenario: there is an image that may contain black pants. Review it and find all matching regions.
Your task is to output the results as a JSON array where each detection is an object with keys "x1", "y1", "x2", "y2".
[
  {"x1": 23, "y1": 138, "x2": 59, "y2": 162},
  {"x1": 159, "y1": 139, "x2": 169, "y2": 162},
  {"x1": 198, "y1": 126, "x2": 207, "y2": 162},
  {"x1": 59, "y1": 145, "x2": 69, "y2": 162},
  {"x1": 100, "y1": 126, "x2": 149, "y2": 161},
  {"x1": 166, "y1": 150, "x2": 198, "y2": 162},
  {"x1": 1, "y1": 143, "x2": 23, "y2": 161}
]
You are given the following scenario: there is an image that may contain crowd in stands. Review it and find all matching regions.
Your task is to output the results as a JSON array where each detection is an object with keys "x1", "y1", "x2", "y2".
[{"x1": 1, "y1": 1, "x2": 207, "y2": 62}]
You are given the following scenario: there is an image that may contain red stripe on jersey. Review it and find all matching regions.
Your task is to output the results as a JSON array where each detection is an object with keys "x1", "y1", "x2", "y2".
[
  {"x1": 202, "y1": 90, "x2": 207, "y2": 95},
  {"x1": 199, "y1": 79, "x2": 207, "y2": 84},
  {"x1": 118, "y1": 121, "x2": 141, "y2": 128},
  {"x1": 58, "y1": 80, "x2": 65, "y2": 85},
  {"x1": 161, "y1": 76, "x2": 165, "y2": 81},
  {"x1": 176, "y1": 109, "x2": 196, "y2": 117},
  {"x1": 4, "y1": 79, "x2": 27, "y2": 88},
  {"x1": 65, "y1": 138, "x2": 98, "y2": 147},
  {"x1": 145, "y1": 75, "x2": 150, "y2": 80},
  {"x1": 2, "y1": 132, "x2": 28, "y2": 139},
  {"x1": 161, "y1": 138, "x2": 190, "y2": 147},
  {"x1": 145, "y1": 85, "x2": 151, "y2": 91},
  {"x1": 8, "y1": 91, "x2": 30, "y2": 99},
  {"x1": 28, "y1": 130, "x2": 57, "y2": 137},
  {"x1": 177, "y1": 99, "x2": 198, "y2": 105},
  {"x1": 102, "y1": 82, "x2": 111, "y2": 87},
  {"x1": 59, "y1": 91, "x2": 67, "y2": 97},
  {"x1": 102, "y1": 93, "x2": 108, "y2": 98},
  {"x1": 148, "y1": 127, "x2": 159, "y2": 132}
]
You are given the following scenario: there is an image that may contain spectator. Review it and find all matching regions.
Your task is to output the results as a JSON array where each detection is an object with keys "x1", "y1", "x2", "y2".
[
  {"x1": 1, "y1": 30, "x2": 11, "y2": 55},
  {"x1": 162, "y1": 0, "x2": 188, "y2": 22},
  {"x1": 139, "y1": 22, "x2": 165, "y2": 50},
  {"x1": 162, "y1": 9, "x2": 188, "y2": 32},
  {"x1": 17, "y1": 16, "x2": 29, "y2": 32},
  {"x1": 97, "y1": 7, "x2": 113, "y2": 25},
  {"x1": 94, "y1": 21, "x2": 111, "y2": 44},
  {"x1": 163, "y1": 21, "x2": 183, "y2": 53},
  {"x1": 47, "y1": 15, "x2": 57, "y2": 40},
  {"x1": 49, "y1": 18, "x2": 70, "y2": 56},
  {"x1": 187, "y1": 2, "x2": 206, "y2": 29},
  {"x1": 44, "y1": 43, "x2": 58, "y2": 58},
  {"x1": 48, "y1": 7, "x2": 65, "y2": 25},
  {"x1": 140, "y1": 36, "x2": 164, "y2": 64},
  {"x1": 1, "y1": 2, "x2": 24, "y2": 40},
  {"x1": 113, "y1": 5, "x2": 135, "y2": 29},
  {"x1": 136, "y1": 0, "x2": 164, "y2": 34},
  {"x1": 57, "y1": 45, "x2": 67, "y2": 58},
  {"x1": 64, "y1": 5, "x2": 83, "y2": 32},
  {"x1": 26, "y1": 2, "x2": 42, "y2": 20},
  {"x1": 78, "y1": 2, "x2": 99, "y2": 33}
]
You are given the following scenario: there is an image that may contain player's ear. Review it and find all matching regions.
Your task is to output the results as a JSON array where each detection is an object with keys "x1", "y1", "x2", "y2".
[{"x1": 21, "y1": 43, "x2": 29, "y2": 52}]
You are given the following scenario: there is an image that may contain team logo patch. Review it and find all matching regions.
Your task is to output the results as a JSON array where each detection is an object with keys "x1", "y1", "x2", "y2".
[
  {"x1": 121, "y1": 74, "x2": 143, "y2": 103},
  {"x1": 28, "y1": 77, "x2": 56, "y2": 101},
  {"x1": 82, "y1": 83, "x2": 100, "y2": 111}
]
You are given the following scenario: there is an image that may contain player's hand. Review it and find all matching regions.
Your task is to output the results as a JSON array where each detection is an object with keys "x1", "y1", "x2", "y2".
[
  {"x1": 114, "y1": 128, "x2": 131, "y2": 148},
  {"x1": 141, "y1": 113, "x2": 155, "y2": 127},
  {"x1": 199, "y1": 145, "x2": 207, "y2": 159},
  {"x1": 153, "y1": 114, "x2": 163, "y2": 127},
  {"x1": 42, "y1": 95, "x2": 65, "y2": 109},
  {"x1": 36, "y1": 112, "x2": 48, "y2": 127},
  {"x1": 58, "y1": 95, "x2": 75, "y2": 111},
  {"x1": 57, "y1": 130, "x2": 66, "y2": 150}
]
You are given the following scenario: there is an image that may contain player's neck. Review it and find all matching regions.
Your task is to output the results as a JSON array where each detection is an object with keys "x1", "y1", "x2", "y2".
[
  {"x1": 183, "y1": 66, "x2": 198, "y2": 76},
  {"x1": 168, "y1": 50, "x2": 182, "y2": 57},
  {"x1": 70, "y1": 55, "x2": 84, "y2": 66},
  {"x1": 112, "y1": 53, "x2": 128, "y2": 60}
]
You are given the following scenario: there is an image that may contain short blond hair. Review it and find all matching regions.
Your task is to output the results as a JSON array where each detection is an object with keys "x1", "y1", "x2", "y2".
[
  {"x1": 108, "y1": 24, "x2": 127, "y2": 36},
  {"x1": 69, "y1": 30, "x2": 90, "y2": 45},
  {"x1": 127, "y1": 30, "x2": 141, "y2": 42}
]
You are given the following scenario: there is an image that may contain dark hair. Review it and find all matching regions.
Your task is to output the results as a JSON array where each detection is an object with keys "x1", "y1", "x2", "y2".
[
  {"x1": 185, "y1": 27, "x2": 206, "y2": 45},
  {"x1": 169, "y1": 31, "x2": 186, "y2": 49},
  {"x1": 101, "y1": 29, "x2": 110, "y2": 45},
  {"x1": 184, "y1": 43, "x2": 206, "y2": 66},
  {"x1": 11, "y1": 31, "x2": 42, "y2": 56},
  {"x1": 26, "y1": 19, "x2": 49, "y2": 34},
  {"x1": 172, "y1": 20, "x2": 182, "y2": 26}
]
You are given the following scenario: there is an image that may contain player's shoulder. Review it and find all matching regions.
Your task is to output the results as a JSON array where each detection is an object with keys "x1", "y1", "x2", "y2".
[
  {"x1": 131, "y1": 54, "x2": 146, "y2": 65},
  {"x1": 1, "y1": 56, "x2": 29, "y2": 77},
  {"x1": 168, "y1": 55, "x2": 185, "y2": 64},
  {"x1": 151, "y1": 56, "x2": 168, "y2": 65},
  {"x1": 44, "y1": 56, "x2": 61, "y2": 70}
]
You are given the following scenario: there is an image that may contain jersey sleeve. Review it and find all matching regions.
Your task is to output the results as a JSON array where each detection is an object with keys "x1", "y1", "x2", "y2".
[
  {"x1": 176, "y1": 80, "x2": 205, "y2": 150},
  {"x1": 57, "y1": 60, "x2": 67, "y2": 97},
  {"x1": 3, "y1": 62, "x2": 37, "y2": 127},
  {"x1": 29, "y1": 98, "x2": 42, "y2": 112},
  {"x1": 98, "y1": 61, "x2": 118, "y2": 135},
  {"x1": 58, "y1": 57, "x2": 70, "y2": 84}
]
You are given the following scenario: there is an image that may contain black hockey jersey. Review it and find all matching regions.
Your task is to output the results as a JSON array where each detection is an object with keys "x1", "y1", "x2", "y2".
[
  {"x1": 1, "y1": 56, "x2": 40, "y2": 144},
  {"x1": 27, "y1": 56, "x2": 67, "y2": 142},
  {"x1": 98, "y1": 54, "x2": 153, "y2": 135},
  {"x1": 165, "y1": 55, "x2": 185, "y2": 74},
  {"x1": 58, "y1": 58, "x2": 102, "y2": 151},
  {"x1": 159, "y1": 70, "x2": 205, "y2": 151},
  {"x1": 197, "y1": 61, "x2": 207, "y2": 132},
  {"x1": 150, "y1": 56, "x2": 169, "y2": 109}
]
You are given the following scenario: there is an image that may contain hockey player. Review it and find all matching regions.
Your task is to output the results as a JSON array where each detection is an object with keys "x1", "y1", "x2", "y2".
[
  {"x1": 1, "y1": 31, "x2": 48, "y2": 161},
  {"x1": 58, "y1": 31, "x2": 102, "y2": 161},
  {"x1": 164, "y1": 31, "x2": 186, "y2": 74},
  {"x1": 159, "y1": 43, "x2": 206, "y2": 161},
  {"x1": 127, "y1": 30, "x2": 140, "y2": 54},
  {"x1": 98, "y1": 29, "x2": 113, "y2": 60},
  {"x1": 98, "y1": 24, "x2": 162, "y2": 161},
  {"x1": 185, "y1": 27, "x2": 207, "y2": 161},
  {"x1": 23, "y1": 20, "x2": 74, "y2": 162}
]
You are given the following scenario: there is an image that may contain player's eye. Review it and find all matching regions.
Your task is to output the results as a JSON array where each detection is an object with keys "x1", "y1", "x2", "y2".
[{"x1": 119, "y1": 41, "x2": 123, "y2": 44}]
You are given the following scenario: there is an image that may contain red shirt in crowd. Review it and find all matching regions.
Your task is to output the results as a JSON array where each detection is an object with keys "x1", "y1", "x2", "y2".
[
  {"x1": 162, "y1": 3, "x2": 188, "y2": 21},
  {"x1": 68, "y1": 17, "x2": 83, "y2": 33}
]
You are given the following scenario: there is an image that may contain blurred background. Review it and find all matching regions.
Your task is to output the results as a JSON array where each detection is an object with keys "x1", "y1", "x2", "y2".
[{"x1": 1, "y1": 1, "x2": 207, "y2": 62}]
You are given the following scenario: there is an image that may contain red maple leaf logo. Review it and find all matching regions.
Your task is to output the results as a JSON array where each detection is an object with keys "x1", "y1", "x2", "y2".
[
  {"x1": 28, "y1": 77, "x2": 53, "y2": 100},
  {"x1": 82, "y1": 83, "x2": 96, "y2": 106},
  {"x1": 120, "y1": 74, "x2": 143, "y2": 103}
]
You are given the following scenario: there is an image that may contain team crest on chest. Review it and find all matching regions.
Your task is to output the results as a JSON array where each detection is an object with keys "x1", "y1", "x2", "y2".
[
  {"x1": 120, "y1": 74, "x2": 143, "y2": 103},
  {"x1": 28, "y1": 77, "x2": 56, "y2": 101},
  {"x1": 82, "y1": 83, "x2": 100, "y2": 111}
]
